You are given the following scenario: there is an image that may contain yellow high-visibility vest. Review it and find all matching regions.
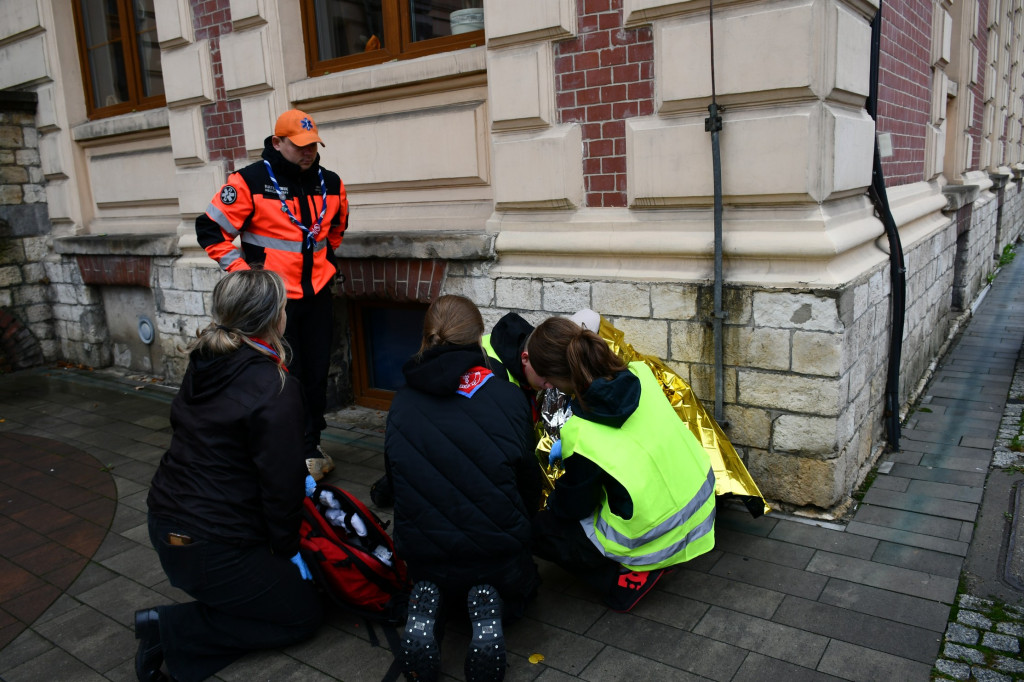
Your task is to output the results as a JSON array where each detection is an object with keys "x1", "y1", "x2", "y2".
[{"x1": 560, "y1": 362, "x2": 716, "y2": 571}]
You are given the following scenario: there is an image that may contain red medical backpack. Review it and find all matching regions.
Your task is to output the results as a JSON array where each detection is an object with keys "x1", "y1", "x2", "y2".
[{"x1": 299, "y1": 483, "x2": 410, "y2": 622}]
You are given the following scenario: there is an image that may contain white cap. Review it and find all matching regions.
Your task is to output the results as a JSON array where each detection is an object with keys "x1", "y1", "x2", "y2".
[{"x1": 569, "y1": 308, "x2": 601, "y2": 331}]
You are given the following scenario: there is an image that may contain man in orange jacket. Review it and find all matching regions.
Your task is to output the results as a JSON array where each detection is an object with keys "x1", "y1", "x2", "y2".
[{"x1": 196, "y1": 109, "x2": 348, "y2": 479}]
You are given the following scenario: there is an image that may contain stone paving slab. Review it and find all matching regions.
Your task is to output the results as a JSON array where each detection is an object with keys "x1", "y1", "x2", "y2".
[
  {"x1": 771, "y1": 595, "x2": 940, "y2": 663},
  {"x1": 846, "y1": 505, "x2": 968, "y2": 539},
  {"x1": 816, "y1": 639, "x2": 933, "y2": 681},
  {"x1": 859, "y1": 488, "x2": 978, "y2": 521},
  {"x1": 904, "y1": 478, "x2": 984, "y2": 503},
  {"x1": 765, "y1": 520, "x2": 878, "y2": 560},
  {"x1": 870, "y1": 541, "x2": 964, "y2": 578},
  {"x1": 805, "y1": 550, "x2": 958, "y2": 602},
  {"x1": 816, "y1": 579, "x2": 951, "y2": 632}
]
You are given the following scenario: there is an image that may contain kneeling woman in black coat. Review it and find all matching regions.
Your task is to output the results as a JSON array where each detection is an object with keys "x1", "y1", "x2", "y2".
[
  {"x1": 385, "y1": 295, "x2": 542, "y2": 682},
  {"x1": 137, "y1": 269, "x2": 322, "y2": 682}
]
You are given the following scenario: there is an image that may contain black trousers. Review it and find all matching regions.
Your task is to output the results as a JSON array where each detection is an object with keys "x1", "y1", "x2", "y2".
[
  {"x1": 411, "y1": 550, "x2": 540, "y2": 625},
  {"x1": 532, "y1": 510, "x2": 620, "y2": 595},
  {"x1": 284, "y1": 286, "x2": 333, "y2": 455},
  {"x1": 148, "y1": 515, "x2": 323, "y2": 682}
]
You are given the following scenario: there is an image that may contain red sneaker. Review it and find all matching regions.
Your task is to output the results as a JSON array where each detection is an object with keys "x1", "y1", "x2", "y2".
[{"x1": 604, "y1": 567, "x2": 668, "y2": 612}]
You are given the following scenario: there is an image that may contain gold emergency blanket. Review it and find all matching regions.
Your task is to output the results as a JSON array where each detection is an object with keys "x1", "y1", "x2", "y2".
[{"x1": 536, "y1": 315, "x2": 770, "y2": 517}]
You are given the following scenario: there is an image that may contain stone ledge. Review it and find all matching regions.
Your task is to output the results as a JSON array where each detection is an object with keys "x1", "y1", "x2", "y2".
[
  {"x1": 943, "y1": 184, "x2": 981, "y2": 212},
  {"x1": 54, "y1": 233, "x2": 180, "y2": 257},
  {"x1": 338, "y1": 230, "x2": 494, "y2": 261},
  {"x1": 70, "y1": 109, "x2": 169, "y2": 142},
  {"x1": 990, "y1": 172, "x2": 1012, "y2": 191},
  {"x1": 289, "y1": 47, "x2": 486, "y2": 104}
]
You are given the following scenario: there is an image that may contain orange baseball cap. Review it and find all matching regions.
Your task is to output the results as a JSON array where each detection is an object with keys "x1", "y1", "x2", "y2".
[{"x1": 274, "y1": 109, "x2": 324, "y2": 147}]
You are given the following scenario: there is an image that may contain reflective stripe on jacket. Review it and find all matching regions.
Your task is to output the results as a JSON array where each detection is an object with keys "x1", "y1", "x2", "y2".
[
  {"x1": 196, "y1": 145, "x2": 348, "y2": 299},
  {"x1": 560, "y1": 362, "x2": 716, "y2": 570}
]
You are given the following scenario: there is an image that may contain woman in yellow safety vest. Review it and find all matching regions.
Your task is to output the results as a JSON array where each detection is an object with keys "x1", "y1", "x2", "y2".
[{"x1": 526, "y1": 317, "x2": 716, "y2": 612}]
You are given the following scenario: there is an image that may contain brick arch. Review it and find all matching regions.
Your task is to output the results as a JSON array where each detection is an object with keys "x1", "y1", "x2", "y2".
[{"x1": 0, "y1": 308, "x2": 43, "y2": 373}]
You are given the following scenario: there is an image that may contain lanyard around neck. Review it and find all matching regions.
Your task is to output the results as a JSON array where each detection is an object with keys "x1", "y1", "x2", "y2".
[
  {"x1": 248, "y1": 336, "x2": 288, "y2": 370},
  {"x1": 263, "y1": 160, "x2": 327, "y2": 250}
]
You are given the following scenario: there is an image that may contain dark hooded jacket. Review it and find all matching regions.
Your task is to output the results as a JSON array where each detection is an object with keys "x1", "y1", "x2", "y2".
[
  {"x1": 547, "y1": 369, "x2": 638, "y2": 521},
  {"x1": 486, "y1": 312, "x2": 535, "y2": 386},
  {"x1": 385, "y1": 343, "x2": 542, "y2": 575},
  {"x1": 147, "y1": 345, "x2": 307, "y2": 557}
]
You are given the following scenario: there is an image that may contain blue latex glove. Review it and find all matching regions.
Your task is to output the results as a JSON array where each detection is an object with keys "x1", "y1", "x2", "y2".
[
  {"x1": 304, "y1": 475, "x2": 317, "y2": 497},
  {"x1": 548, "y1": 439, "x2": 563, "y2": 466},
  {"x1": 290, "y1": 552, "x2": 313, "y2": 581}
]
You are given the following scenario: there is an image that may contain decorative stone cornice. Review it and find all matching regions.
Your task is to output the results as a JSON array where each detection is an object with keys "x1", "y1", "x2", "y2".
[
  {"x1": 942, "y1": 184, "x2": 981, "y2": 212},
  {"x1": 338, "y1": 230, "x2": 494, "y2": 261},
  {"x1": 53, "y1": 233, "x2": 180, "y2": 257}
]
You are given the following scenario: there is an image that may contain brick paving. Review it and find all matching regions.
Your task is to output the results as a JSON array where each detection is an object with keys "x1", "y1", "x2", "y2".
[{"x1": 0, "y1": 248, "x2": 1023, "y2": 681}]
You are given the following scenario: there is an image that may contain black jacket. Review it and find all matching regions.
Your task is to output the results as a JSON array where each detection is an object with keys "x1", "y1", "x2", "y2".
[
  {"x1": 487, "y1": 312, "x2": 534, "y2": 386},
  {"x1": 147, "y1": 346, "x2": 307, "y2": 556},
  {"x1": 385, "y1": 344, "x2": 541, "y2": 573}
]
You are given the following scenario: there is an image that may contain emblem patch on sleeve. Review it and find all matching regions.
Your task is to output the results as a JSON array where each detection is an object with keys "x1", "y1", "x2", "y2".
[
  {"x1": 220, "y1": 185, "x2": 237, "y2": 204},
  {"x1": 457, "y1": 367, "x2": 494, "y2": 398}
]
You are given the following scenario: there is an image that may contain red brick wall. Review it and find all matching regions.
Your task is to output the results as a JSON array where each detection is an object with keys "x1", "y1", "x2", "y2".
[
  {"x1": 191, "y1": 0, "x2": 247, "y2": 171},
  {"x1": 75, "y1": 255, "x2": 152, "y2": 287},
  {"x1": 555, "y1": 0, "x2": 654, "y2": 208},
  {"x1": 973, "y1": 0, "x2": 988, "y2": 168},
  {"x1": 335, "y1": 259, "x2": 445, "y2": 303},
  {"x1": 876, "y1": 0, "x2": 932, "y2": 186}
]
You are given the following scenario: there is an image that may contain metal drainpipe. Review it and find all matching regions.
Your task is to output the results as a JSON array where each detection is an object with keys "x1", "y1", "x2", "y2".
[
  {"x1": 865, "y1": 2, "x2": 907, "y2": 450},
  {"x1": 706, "y1": 0, "x2": 726, "y2": 423}
]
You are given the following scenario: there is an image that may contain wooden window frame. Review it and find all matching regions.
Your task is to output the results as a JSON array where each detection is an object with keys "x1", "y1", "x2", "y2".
[
  {"x1": 72, "y1": 0, "x2": 166, "y2": 120},
  {"x1": 349, "y1": 299, "x2": 427, "y2": 410},
  {"x1": 301, "y1": 1, "x2": 484, "y2": 78}
]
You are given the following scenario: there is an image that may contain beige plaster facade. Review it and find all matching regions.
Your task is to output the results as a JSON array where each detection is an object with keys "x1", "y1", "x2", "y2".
[{"x1": 3, "y1": 0, "x2": 1024, "y2": 512}]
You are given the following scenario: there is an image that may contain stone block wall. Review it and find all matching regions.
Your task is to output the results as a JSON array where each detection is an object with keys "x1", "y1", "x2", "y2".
[
  {"x1": 41, "y1": 257, "x2": 109, "y2": 368},
  {"x1": 900, "y1": 216, "x2": 958, "y2": 402},
  {"x1": 997, "y1": 178, "x2": 1024, "y2": 256},
  {"x1": 452, "y1": 267, "x2": 889, "y2": 511},
  {"x1": 0, "y1": 92, "x2": 55, "y2": 371},
  {"x1": 152, "y1": 258, "x2": 221, "y2": 380},
  {"x1": 966, "y1": 191, "x2": 1001, "y2": 296}
]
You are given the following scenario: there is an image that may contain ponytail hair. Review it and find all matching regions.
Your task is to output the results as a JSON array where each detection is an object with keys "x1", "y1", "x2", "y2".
[
  {"x1": 186, "y1": 268, "x2": 290, "y2": 387},
  {"x1": 417, "y1": 294, "x2": 484, "y2": 357},
  {"x1": 526, "y1": 316, "x2": 626, "y2": 400}
]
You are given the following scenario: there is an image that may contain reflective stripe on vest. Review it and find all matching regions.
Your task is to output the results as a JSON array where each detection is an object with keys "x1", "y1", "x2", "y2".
[
  {"x1": 562, "y1": 362, "x2": 716, "y2": 570},
  {"x1": 582, "y1": 503, "x2": 716, "y2": 567},
  {"x1": 586, "y1": 467, "x2": 715, "y2": 551},
  {"x1": 241, "y1": 232, "x2": 328, "y2": 253}
]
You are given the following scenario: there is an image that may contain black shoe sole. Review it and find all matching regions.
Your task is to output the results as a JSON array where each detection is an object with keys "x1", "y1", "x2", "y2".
[
  {"x1": 401, "y1": 581, "x2": 441, "y2": 682},
  {"x1": 134, "y1": 608, "x2": 164, "y2": 682},
  {"x1": 465, "y1": 584, "x2": 505, "y2": 682}
]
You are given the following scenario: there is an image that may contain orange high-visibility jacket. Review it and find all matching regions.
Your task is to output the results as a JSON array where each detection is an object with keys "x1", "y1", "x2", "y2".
[{"x1": 196, "y1": 143, "x2": 348, "y2": 299}]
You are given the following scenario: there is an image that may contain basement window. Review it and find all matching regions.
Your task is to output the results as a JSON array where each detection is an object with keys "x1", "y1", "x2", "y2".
[{"x1": 350, "y1": 300, "x2": 427, "y2": 410}]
